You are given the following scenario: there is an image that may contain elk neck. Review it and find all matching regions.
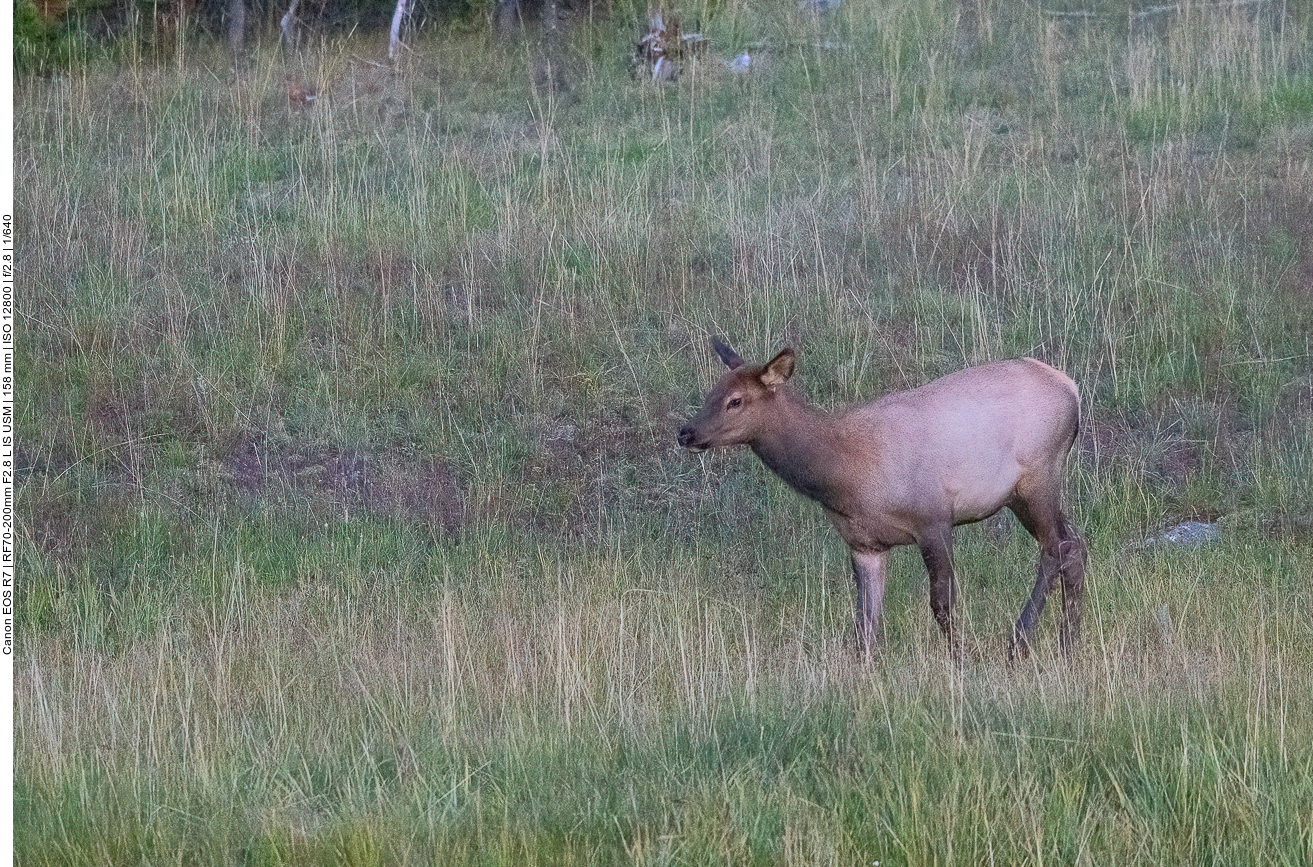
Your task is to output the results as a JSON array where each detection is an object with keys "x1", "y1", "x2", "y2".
[{"x1": 748, "y1": 394, "x2": 863, "y2": 517}]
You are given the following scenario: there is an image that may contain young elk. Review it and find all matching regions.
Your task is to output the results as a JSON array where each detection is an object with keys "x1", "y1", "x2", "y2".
[{"x1": 678, "y1": 339, "x2": 1088, "y2": 660}]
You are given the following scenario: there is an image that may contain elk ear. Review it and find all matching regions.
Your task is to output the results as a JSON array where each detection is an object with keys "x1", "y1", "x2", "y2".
[
  {"x1": 759, "y1": 348, "x2": 795, "y2": 388},
  {"x1": 711, "y1": 337, "x2": 745, "y2": 370}
]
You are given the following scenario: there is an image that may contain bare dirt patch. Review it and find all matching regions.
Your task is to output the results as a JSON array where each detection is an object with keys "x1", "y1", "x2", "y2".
[{"x1": 224, "y1": 433, "x2": 467, "y2": 536}]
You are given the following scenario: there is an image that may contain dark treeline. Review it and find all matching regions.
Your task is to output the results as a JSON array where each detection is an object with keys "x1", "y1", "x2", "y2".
[
  {"x1": 19, "y1": 0, "x2": 462, "y2": 50},
  {"x1": 15, "y1": 0, "x2": 606, "y2": 72}
]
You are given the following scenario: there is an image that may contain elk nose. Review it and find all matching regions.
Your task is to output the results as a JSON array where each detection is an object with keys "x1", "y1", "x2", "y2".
[{"x1": 677, "y1": 427, "x2": 695, "y2": 448}]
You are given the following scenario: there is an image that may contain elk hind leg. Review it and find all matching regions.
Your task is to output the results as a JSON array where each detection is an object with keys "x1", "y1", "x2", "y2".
[
  {"x1": 1008, "y1": 495, "x2": 1066, "y2": 660},
  {"x1": 1056, "y1": 515, "x2": 1088, "y2": 654}
]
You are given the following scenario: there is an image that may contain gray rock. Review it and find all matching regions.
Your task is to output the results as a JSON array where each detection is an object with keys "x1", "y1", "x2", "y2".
[{"x1": 1144, "y1": 520, "x2": 1219, "y2": 548}]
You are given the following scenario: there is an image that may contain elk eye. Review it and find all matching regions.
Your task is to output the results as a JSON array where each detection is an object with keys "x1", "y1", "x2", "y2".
[{"x1": 727, "y1": 396, "x2": 743, "y2": 410}]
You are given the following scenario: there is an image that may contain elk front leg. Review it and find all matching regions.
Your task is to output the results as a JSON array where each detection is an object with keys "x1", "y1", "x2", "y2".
[
  {"x1": 919, "y1": 530, "x2": 959, "y2": 658},
  {"x1": 851, "y1": 549, "x2": 888, "y2": 659}
]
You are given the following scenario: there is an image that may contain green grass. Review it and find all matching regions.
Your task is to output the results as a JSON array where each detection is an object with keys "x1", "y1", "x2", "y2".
[{"x1": 13, "y1": 0, "x2": 1313, "y2": 863}]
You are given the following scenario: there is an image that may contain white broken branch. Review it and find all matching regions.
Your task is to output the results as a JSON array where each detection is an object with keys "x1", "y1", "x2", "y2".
[
  {"x1": 280, "y1": 0, "x2": 300, "y2": 52},
  {"x1": 388, "y1": 0, "x2": 411, "y2": 61}
]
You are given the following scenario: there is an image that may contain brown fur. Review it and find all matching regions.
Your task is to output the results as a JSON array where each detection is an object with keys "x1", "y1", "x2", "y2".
[{"x1": 678, "y1": 339, "x2": 1088, "y2": 660}]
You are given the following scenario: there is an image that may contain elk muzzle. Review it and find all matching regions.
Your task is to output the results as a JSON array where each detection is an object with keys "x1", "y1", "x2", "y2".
[{"x1": 677, "y1": 425, "x2": 706, "y2": 451}]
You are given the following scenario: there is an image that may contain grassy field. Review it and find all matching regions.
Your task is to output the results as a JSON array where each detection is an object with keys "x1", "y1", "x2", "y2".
[{"x1": 13, "y1": 0, "x2": 1313, "y2": 863}]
